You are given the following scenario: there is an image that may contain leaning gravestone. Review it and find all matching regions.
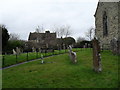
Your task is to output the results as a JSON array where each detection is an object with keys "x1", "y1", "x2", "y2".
[
  {"x1": 68, "y1": 45, "x2": 77, "y2": 64},
  {"x1": 13, "y1": 49, "x2": 17, "y2": 55},
  {"x1": 92, "y1": 37, "x2": 102, "y2": 72},
  {"x1": 16, "y1": 47, "x2": 21, "y2": 55}
]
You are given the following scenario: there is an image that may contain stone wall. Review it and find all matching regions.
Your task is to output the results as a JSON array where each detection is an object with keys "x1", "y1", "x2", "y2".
[
  {"x1": 118, "y1": 2, "x2": 120, "y2": 54},
  {"x1": 28, "y1": 31, "x2": 57, "y2": 48},
  {"x1": 118, "y1": 2, "x2": 120, "y2": 41},
  {"x1": 95, "y1": 2, "x2": 119, "y2": 50}
]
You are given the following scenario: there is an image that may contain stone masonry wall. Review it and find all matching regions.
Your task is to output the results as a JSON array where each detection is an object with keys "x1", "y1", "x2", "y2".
[{"x1": 95, "y1": 2, "x2": 119, "y2": 49}]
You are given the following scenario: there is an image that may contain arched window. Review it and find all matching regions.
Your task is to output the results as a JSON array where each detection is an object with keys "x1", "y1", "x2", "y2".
[{"x1": 103, "y1": 11, "x2": 108, "y2": 36}]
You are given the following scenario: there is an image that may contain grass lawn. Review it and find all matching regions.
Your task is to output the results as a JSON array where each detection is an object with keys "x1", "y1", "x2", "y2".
[
  {"x1": 2, "y1": 48, "x2": 80, "y2": 67},
  {"x1": 2, "y1": 49, "x2": 119, "y2": 88}
]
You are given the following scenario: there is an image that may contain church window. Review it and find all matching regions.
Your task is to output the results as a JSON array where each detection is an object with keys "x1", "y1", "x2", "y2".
[{"x1": 103, "y1": 11, "x2": 108, "y2": 36}]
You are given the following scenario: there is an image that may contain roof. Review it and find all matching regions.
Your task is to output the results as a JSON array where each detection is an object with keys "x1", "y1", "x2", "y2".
[
  {"x1": 94, "y1": 1, "x2": 101, "y2": 17},
  {"x1": 28, "y1": 31, "x2": 56, "y2": 40},
  {"x1": 94, "y1": 0, "x2": 120, "y2": 17}
]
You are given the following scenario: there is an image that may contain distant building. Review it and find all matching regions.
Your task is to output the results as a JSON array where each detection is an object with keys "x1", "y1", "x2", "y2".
[
  {"x1": 28, "y1": 31, "x2": 57, "y2": 48},
  {"x1": 94, "y1": 1, "x2": 120, "y2": 53}
]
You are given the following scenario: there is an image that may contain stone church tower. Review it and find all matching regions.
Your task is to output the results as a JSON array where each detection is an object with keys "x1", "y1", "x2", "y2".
[{"x1": 94, "y1": 1, "x2": 120, "y2": 51}]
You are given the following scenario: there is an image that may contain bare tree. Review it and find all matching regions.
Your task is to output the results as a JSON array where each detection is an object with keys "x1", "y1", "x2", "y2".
[
  {"x1": 53, "y1": 25, "x2": 72, "y2": 38},
  {"x1": 35, "y1": 24, "x2": 44, "y2": 33},
  {"x1": 64, "y1": 25, "x2": 71, "y2": 37},
  {"x1": 0, "y1": 24, "x2": 6, "y2": 28},
  {"x1": 35, "y1": 26, "x2": 40, "y2": 33},
  {"x1": 9, "y1": 33, "x2": 20, "y2": 40},
  {"x1": 77, "y1": 36, "x2": 86, "y2": 43},
  {"x1": 85, "y1": 27, "x2": 95, "y2": 41},
  {"x1": 52, "y1": 25, "x2": 60, "y2": 37}
]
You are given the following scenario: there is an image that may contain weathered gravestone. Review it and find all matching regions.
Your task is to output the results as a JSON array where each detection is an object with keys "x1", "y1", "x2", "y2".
[
  {"x1": 13, "y1": 49, "x2": 17, "y2": 55},
  {"x1": 85, "y1": 43, "x2": 87, "y2": 48},
  {"x1": 16, "y1": 47, "x2": 21, "y2": 55},
  {"x1": 110, "y1": 38, "x2": 120, "y2": 55},
  {"x1": 92, "y1": 37, "x2": 102, "y2": 72},
  {"x1": 68, "y1": 45, "x2": 77, "y2": 64},
  {"x1": 63, "y1": 44, "x2": 65, "y2": 50},
  {"x1": 83, "y1": 45, "x2": 86, "y2": 48},
  {"x1": 88, "y1": 44, "x2": 90, "y2": 48},
  {"x1": 41, "y1": 54, "x2": 44, "y2": 64}
]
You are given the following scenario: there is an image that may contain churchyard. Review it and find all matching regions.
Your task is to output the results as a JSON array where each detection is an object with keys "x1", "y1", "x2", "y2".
[
  {"x1": 1, "y1": 0, "x2": 120, "y2": 89},
  {"x1": 2, "y1": 48, "x2": 119, "y2": 88},
  {"x1": 2, "y1": 48, "x2": 80, "y2": 68}
]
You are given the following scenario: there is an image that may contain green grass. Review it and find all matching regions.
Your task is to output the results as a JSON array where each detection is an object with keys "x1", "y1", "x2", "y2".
[
  {"x1": 2, "y1": 48, "x2": 80, "y2": 67},
  {"x1": 2, "y1": 49, "x2": 119, "y2": 88}
]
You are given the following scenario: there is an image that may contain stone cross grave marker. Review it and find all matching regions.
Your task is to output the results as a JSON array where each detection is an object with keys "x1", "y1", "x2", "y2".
[{"x1": 92, "y1": 37, "x2": 102, "y2": 72}]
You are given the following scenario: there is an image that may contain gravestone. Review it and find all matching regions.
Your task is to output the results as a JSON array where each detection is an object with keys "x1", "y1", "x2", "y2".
[
  {"x1": 13, "y1": 49, "x2": 17, "y2": 55},
  {"x1": 68, "y1": 45, "x2": 77, "y2": 64},
  {"x1": 85, "y1": 43, "x2": 87, "y2": 48},
  {"x1": 41, "y1": 54, "x2": 43, "y2": 59},
  {"x1": 83, "y1": 45, "x2": 86, "y2": 48},
  {"x1": 16, "y1": 47, "x2": 21, "y2": 55},
  {"x1": 110, "y1": 38, "x2": 120, "y2": 55},
  {"x1": 92, "y1": 37, "x2": 102, "y2": 72},
  {"x1": 88, "y1": 44, "x2": 90, "y2": 48},
  {"x1": 41, "y1": 54, "x2": 44, "y2": 64},
  {"x1": 63, "y1": 44, "x2": 66, "y2": 50},
  {"x1": 32, "y1": 47, "x2": 36, "y2": 52}
]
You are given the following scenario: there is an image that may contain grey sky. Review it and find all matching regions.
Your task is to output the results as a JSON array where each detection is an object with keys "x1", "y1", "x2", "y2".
[{"x1": 0, "y1": 0, "x2": 99, "y2": 40}]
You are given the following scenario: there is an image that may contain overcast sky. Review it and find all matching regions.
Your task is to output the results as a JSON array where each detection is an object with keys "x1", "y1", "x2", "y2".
[{"x1": 0, "y1": 0, "x2": 99, "y2": 40}]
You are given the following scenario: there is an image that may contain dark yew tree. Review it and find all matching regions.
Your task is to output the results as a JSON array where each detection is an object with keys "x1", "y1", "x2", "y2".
[
  {"x1": 63, "y1": 37, "x2": 76, "y2": 48},
  {"x1": 1, "y1": 25, "x2": 10, "y2": 53}
]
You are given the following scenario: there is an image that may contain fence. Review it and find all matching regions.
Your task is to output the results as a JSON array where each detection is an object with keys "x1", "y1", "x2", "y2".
[{"x1": 1, "y1": 48, "x2": 82, "y2": 68}]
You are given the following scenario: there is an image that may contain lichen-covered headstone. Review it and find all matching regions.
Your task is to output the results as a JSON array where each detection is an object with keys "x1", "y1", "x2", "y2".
[{"x1": 92, "y1": 37, "x2": 102, "y2": 72}]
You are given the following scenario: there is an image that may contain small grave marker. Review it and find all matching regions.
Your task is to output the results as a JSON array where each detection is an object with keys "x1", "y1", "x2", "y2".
[{"x1": 41, "y1": 54, "x2": 44, "y2": 64}]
